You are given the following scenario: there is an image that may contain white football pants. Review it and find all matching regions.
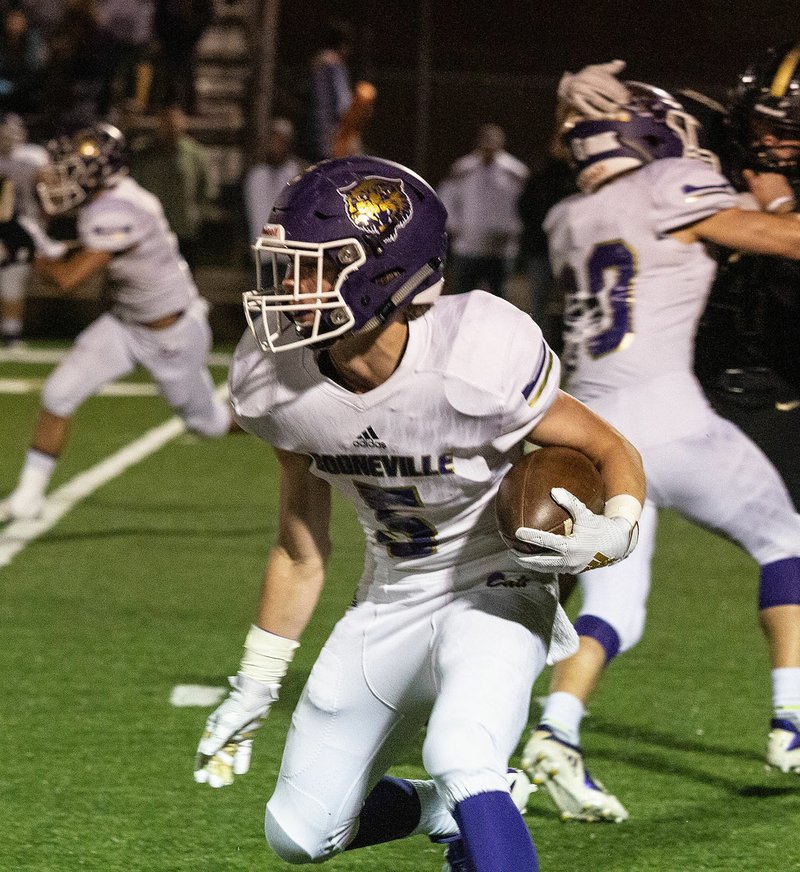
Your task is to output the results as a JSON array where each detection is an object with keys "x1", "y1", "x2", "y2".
[
  {"x1": 579, "y1": 414, "x2": 800, "y2": 653},
  {"x1": 265, "y1": 552, "x2": 555, "y2": 863},
  {"x1": 41, "y1": 299, "x2": 229, "y2": 437}
]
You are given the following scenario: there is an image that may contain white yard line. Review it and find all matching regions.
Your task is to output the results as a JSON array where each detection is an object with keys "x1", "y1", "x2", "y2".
[
  {"x1": 0, "y1": 378, "x2": 161, "y2": 396},
  {"x1": 170, "y1": 685, "x2": 227, "y2": 707},
  {"x1": 0, "y1": 346, "x2": 233, "y2": 367},
  {"x1": 0, "y1": 384, "x2": 229, "y2": 569}
]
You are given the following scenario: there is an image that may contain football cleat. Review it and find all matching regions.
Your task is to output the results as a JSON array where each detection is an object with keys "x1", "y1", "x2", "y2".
[
  {"x1": 506, "y1": 767, "x2": 536, "y2": 813},
  {"x1": 521, "y1": 726, "x2": 628, "y2": 823},
  {"x1": 767, "y1": 718, "x2": 800, "y2": 773},
  {"x1": 0, "y1": 493, "x2": 43, "y2": 524}
]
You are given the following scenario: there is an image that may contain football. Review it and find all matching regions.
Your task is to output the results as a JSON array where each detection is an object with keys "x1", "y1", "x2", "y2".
[{"x1": 495, "y1": 446, "x2": 605, "y2": 553}]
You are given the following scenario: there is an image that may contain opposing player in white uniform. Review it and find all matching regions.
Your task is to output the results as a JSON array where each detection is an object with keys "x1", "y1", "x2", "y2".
[
  {"x1": 192, "y1": 156, "x2": 646, "y2": 872},
  {"x1": 0, "y1": 113, "x2": 47, "y2": 347},
  {"x1": 0, "y1": 123, "x2": 231, "y2": 523},
  {"x1": 521, "y1": 74, "x2": 800, "y2": 823}
]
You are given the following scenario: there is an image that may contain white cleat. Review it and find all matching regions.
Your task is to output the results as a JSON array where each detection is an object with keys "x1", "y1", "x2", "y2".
[
  {"x1": 522, "y1": 727, "x2": 628, "y2": 823},
  {"x1": 0, "y1": 493, "x2": 44, "y2": 524},
  {"x1": 506, "y1": 767, "x2": 536, "y2": 813},
  {"x1": 767, "y1": 719, "x2": 800, "y2": 773}
]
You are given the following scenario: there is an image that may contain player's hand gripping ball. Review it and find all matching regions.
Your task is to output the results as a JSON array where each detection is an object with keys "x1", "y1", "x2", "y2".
[
  {"x1": 497, "y1": 447, "x2": 638, "y2": 574},
  {"x1": 495, "y1": 446, "x2": 604, "y2": 554}
]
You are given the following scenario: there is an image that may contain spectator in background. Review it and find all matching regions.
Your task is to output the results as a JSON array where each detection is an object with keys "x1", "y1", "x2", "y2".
[
  {"x1": 99, "y1": 0, "x2": 154, "y2": 114},
  {"x1": 130, "y1": 104, "x2": 213, "y2": 269},
  {"x1": 15, "y1": 1, "x2": 66, "y2": 40},
  {"x1": 0, "y1": 4, "x2": 47, "y2": 117},
  {"x1": 332, "y1": 79, "x2": 376, "y2": 158},
  {"x1": 243, "y1": 117, "x2": 303, "y2": 245},
  {"x1": 517, "y1": 131, "x2": 575, "y2": 345},
  {"x1": 0, "y1": 111, "x2": 47, "y2": 346},
  {"x1": 151, "y1": 0, "x2": 214, "y2": 115},
  {"x1": 299, "y1": 21, "x2": 353, "y2": 163},
  {"x1": 40, "y1": 0, "x2": 117, "y2": 132},
  {"x1": 438, "y1": 123, "x2": 529, "y2": 298}
]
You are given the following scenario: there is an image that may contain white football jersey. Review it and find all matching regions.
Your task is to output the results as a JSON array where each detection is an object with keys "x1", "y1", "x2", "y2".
[
  {"x1": 78, "y1": 176, "x2": 198, "y2": 323},
  {"x1": 0, "y1": 143, "x2": 48, "y2": 219},
  {"x1": 544, "y1": 158, "x2": 737, "y2": 447},
  {"x1": 230, "y1": 291, "x2": 561, "y2": 572},
  {"x1": 546, "y1": 158, "x2": 736, "y2": 402}
]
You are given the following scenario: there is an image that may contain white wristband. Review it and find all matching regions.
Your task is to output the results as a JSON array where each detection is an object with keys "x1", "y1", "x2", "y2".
[
  {"x1": 239, "y1": 624, "x2": 300, "y2": 685},
  {"x1": 603, "y1": 494, "x2": 643, "y2": 527},
  {"x1": 765, "y1": 195, "x2": 796, "y2": 214}
]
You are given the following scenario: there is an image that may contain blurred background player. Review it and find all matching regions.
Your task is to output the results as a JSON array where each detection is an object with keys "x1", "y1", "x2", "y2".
[
  {"x1": 438, "y1": 123, "x2": 529, "y2": 298},
  {"x1": 0, "y1": 111, "x2": 46, "y2": 346},
  {"x1": 192, "y1": 155, "x2": 645, "y2": 872},
  {"x1": 0, "y1": 121, "x2": 231, "y2": 524},
  {"x1": 521, "y1": 65, "x2": 800, "y2": 823}
]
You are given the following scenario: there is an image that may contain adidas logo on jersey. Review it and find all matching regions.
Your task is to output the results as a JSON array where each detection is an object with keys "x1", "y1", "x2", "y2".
[{"x1": 353, "y1": 427, "x2": 386, "y2": 449}]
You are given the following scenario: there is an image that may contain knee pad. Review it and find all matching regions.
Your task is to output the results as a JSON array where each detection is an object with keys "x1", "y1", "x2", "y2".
[
  {"x1": 40, "y1": 368, "x2": 83, "y2": 418},
  {"x1": 759, "y1": 557, "x2": 800, "y2": 609},
  {"x1": 183, "y1": 398, "x2": 230, "y2": 438},
  {"x1": 264, "y1": 807, "x2": 315, "y2": 865},
  {"x1": 0, "y1": 263, "x2": 29, "y2": 303},
  {"x1": 264, "y1": 793, "x2": 353, "y2": 864}
]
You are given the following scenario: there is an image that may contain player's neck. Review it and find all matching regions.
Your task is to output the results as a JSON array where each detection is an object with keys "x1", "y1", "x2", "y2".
[{"x1": 322, "y1": 319, "x2": 409, "y2": 393}]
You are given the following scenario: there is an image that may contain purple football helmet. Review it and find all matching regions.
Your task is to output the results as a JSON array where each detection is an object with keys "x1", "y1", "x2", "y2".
[
  {"x1": 563, "y1": 82, "x2": 719, "y2": 192},
  {"x1": 243, "y1": 156, "x2": 448, "y2": 353},
  {"x1": 37, "y1": 122, "x2": 127, "y2": 215}
]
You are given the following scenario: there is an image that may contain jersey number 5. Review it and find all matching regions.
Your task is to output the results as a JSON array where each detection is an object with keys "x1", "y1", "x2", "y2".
[{"x1": 354, "y1": 481, "x2": 439, "y2": 558}]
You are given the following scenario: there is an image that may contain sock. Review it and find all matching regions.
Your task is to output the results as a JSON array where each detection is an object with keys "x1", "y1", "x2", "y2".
[
  {"x1": 454, "y1": 791, "x2": 538, "y2": 872},
  {"x1": 539, "y1": 691, "x2": 585, "y2": 745},
  {"x1": 408, "y1": 778, "x2": 458, "y2": 838},
  {"x1": 346, "y1": 776, "x2": 421, "y2": 850},
  {"x1": 772, "y1": 667, "x2": 800, "y2": 729},
  {"x1": 13, "y1": 449, "x2": 57, "y2": 502}
]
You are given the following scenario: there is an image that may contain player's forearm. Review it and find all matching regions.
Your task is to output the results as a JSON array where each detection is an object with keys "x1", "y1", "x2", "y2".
[
  {"x1": 34, "y1": 248, "x2": 107, "y2": 292},
  {"x1": 591, "y1": 435, "x2": 646, "y2": 507},
  {"x1": 254, "y1": 545, "x2": 328, "y2": 641}
]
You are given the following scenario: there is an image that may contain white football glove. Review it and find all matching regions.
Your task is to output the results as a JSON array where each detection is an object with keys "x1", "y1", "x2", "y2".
[
  {"x1": 194, "y1": 672, "x2": 278, "y2": 788},
  {"x1": 557, "y1": 60, "x2": 630, "y2": 117},
  {"x1": 510, "y1": 487, "x2": 638, "y2": 575}
]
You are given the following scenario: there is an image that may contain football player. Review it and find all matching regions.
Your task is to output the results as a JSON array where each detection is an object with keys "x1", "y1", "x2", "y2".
[
  {"x1": 521, "y1": 66, "x2": 800, "y2": 823},
  {"x1": 0, "y1": 112, "x2": 48, "y2": 347},
  {"x1": 192, "y1": 155, "x2": 646, "y2": 872},
  {"x1": 720, "y1": 42, "x2": 800, "y2": 403},
  {"x1": 0, "y1": 123, "x2": 233, "y2": 524}
]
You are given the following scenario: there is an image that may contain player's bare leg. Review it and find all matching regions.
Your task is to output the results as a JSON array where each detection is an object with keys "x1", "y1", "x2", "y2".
[
  {"x1": 761, "y1": 603, "x2": 800, "y2": 773},
  {"x1": 0, "y1": 409, "x2": 69, "y2": 522},
  {"x1": 31, "y1": 408, "x2": 71, "y2": 458}
]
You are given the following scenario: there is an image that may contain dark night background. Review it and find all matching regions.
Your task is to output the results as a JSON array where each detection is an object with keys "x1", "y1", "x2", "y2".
[{"x1": 271, "y1": 1, "x2": 800, "y2": 182}]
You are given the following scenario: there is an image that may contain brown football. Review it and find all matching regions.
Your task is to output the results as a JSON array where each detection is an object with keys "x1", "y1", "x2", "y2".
[{"x1": 495, "y1": 446, "x2": 605, "y2": 553}]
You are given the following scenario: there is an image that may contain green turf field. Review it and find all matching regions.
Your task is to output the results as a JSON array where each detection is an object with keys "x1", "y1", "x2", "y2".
[{"x1": 1, "y1": 346, "x2": 798, "y2": 872}]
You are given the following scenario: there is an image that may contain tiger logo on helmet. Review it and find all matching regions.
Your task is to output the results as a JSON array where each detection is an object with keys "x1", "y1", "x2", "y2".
[{"x1": 337, "y1": 176, "x2": 412, "y2": 241}]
